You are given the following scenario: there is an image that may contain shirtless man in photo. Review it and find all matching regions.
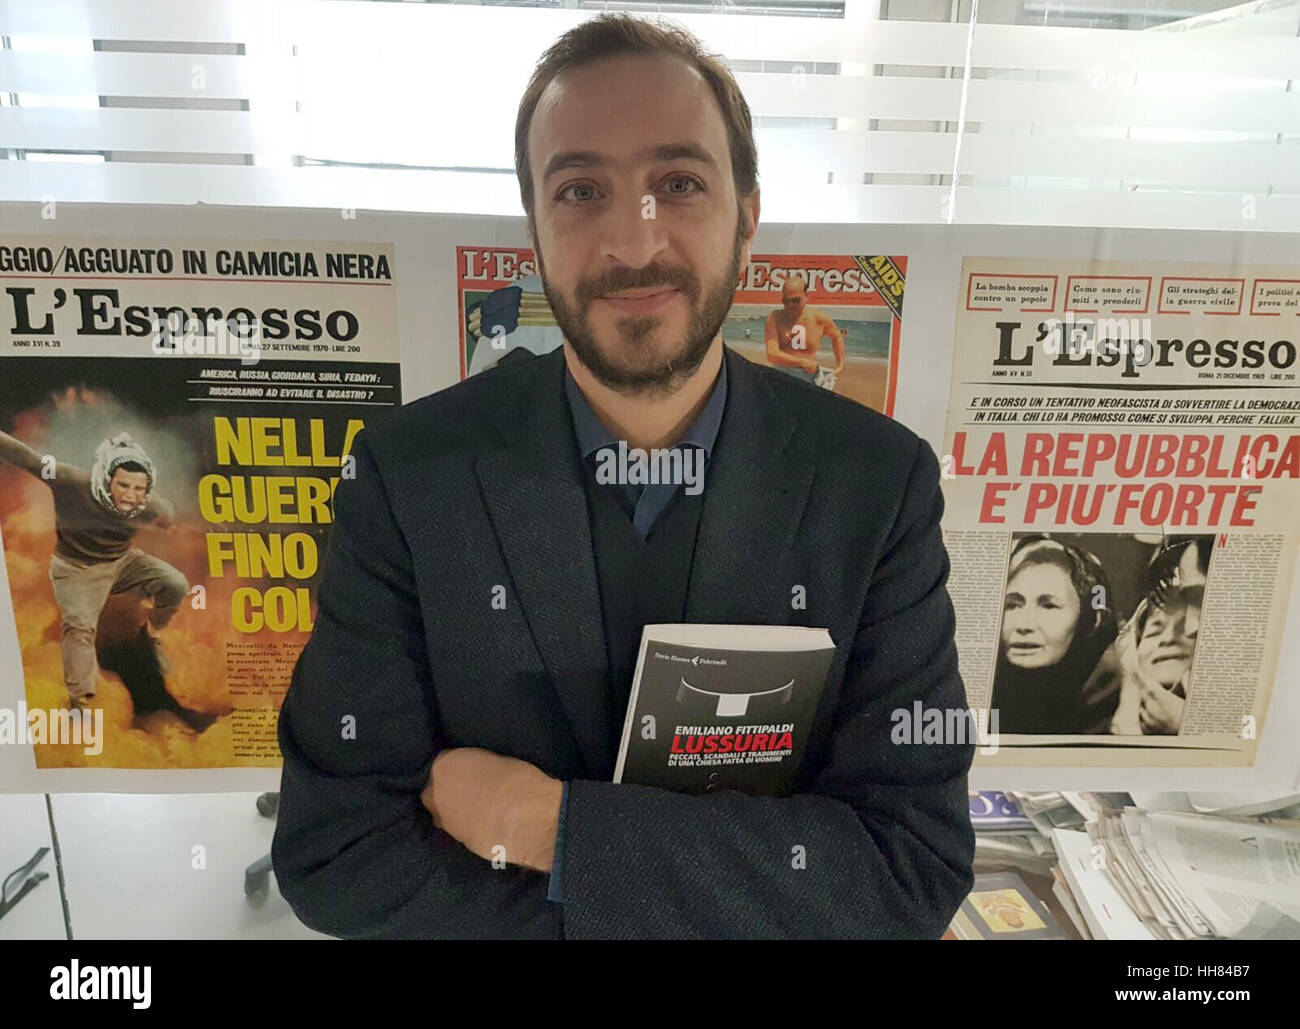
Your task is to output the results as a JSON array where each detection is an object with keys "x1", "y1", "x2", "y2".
[{"x1": 763, "y1": 273, "x2": 845, "y2": 389}]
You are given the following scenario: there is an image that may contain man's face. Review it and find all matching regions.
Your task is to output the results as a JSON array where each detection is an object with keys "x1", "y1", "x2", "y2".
[
  {"x1": 783, "y1": 282, "x2": 806, "y2": 319},
  {"x1": 527, "y1": 53, "x2": 758, "y2": 395},
  {"x1": 108, "y1": 468, "x2": 149, "y2": 513}
]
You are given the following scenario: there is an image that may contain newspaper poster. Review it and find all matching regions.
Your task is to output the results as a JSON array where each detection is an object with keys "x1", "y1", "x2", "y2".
[
  {"x1": 457, "y1": 247, "x2": 904, "y2": 416},
  {"x1": 0, "y1": 237, "x2": 400, "y2": 776},
  {"x1": 941, "y1": 257, "x2": 1300, "y2": 766}
]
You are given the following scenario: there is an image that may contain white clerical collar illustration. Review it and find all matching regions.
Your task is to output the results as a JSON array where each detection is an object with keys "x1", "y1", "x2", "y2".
[{"x1": 676, "y1": 677, "x2": 795, "y2": 717}]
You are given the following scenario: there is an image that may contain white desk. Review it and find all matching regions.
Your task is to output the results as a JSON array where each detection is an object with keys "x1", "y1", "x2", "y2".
[{"x1": 47, "y1": 792, "x2": 329, "y2": 940}]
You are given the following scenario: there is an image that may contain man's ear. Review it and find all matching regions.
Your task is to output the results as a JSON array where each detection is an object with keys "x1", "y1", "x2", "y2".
[
  {"x1": 527, "y1": 217, "x2": 545, "y2": 275},
  {"x1": 738, "y1": 188, "x2": 761, "y2": 273}
]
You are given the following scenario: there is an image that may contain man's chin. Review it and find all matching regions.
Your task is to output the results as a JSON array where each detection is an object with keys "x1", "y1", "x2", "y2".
[
  {"x1": 596, "y1": 361, "x2": 698, "y2": 394},
  {"x1": 573, "y1": 345, "x2": 688, "y2": 387}
]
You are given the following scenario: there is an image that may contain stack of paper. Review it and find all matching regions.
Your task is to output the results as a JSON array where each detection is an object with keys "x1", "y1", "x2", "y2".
[
  {"x1": 967, "y1": 790, "x2": 1057, "y2": 876},
  {"x1": 969, "y1": 790, "x2": 1300, "y2": 941},
  {"x1": 1087, "y1": 808, "x2": 1300, "y2": 940}
]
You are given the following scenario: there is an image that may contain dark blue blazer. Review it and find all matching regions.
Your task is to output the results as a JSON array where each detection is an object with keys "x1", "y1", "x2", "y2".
[{"x1": 271, "y1": 343, "x2": 975, "y2": 939}]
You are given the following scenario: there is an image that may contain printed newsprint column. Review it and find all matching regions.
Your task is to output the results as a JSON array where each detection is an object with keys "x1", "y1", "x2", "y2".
[
  {"x1": 940, "y1": 257, "x2": 1300, "y2": 767},
  {"x1": 0, "y1": 237, "x2": 400, "y2": 776},
  {"x1": 457, "y1": 247, "x2": 905, "y2": 417}
]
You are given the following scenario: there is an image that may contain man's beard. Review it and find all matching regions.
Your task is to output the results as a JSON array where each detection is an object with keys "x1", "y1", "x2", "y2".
[{"x1": 536, "y1": 209, "x2": 746, "y2": 396}]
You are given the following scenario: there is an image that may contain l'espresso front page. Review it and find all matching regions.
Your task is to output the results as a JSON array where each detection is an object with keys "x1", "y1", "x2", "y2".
[
  {"x1": 0, "y1": 236, "x2": 400, "y2": 776},
  {"x1": 941, "y1": 257, "x2": 1300, "y2": 766}
]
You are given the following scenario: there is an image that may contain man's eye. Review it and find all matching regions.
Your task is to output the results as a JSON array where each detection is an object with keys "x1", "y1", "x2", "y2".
[
  {"x1": 664, "y1": 175, "x2": 703, "y2": 195},
  {"x1": 560, "y1": 176, "x2": 701, "y2": 203},
  {"x1": 559, "y1": 184, "x2": 600, "y2": 203}
]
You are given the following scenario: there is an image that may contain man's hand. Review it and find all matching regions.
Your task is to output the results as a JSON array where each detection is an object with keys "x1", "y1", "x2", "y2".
[{"x1": 420, "y1": 747, "x2": 563, "y2": 873}]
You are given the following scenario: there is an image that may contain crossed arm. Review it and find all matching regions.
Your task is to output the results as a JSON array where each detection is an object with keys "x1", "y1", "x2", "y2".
[{"x1": 272, "y1": 434, "x2": 974, "y2": 939}]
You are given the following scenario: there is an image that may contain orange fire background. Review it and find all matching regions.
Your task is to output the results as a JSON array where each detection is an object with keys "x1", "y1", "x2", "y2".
[{"x1": 1, "y1": 385, "x2": 309, "y2": 768}]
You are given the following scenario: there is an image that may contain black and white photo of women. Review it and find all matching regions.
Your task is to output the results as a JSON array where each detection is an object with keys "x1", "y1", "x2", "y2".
[{"x1": 990, "y1": 535, "x2": 1119, "y2": 735}]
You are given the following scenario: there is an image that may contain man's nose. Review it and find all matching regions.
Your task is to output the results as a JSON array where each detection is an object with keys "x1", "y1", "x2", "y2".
[{"x1": 600, "y1": 192, "x2": 670, "y2": 271}]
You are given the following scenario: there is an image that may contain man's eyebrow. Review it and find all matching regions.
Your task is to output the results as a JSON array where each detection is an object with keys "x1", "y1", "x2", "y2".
[{"x1": 541, "y1": 142, "x2": 719, "y2": 182}]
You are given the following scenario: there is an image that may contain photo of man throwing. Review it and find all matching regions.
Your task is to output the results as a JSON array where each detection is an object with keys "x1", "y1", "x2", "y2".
[{"x1": 0, "y1": 429, "x2": 205, "y2": 726}]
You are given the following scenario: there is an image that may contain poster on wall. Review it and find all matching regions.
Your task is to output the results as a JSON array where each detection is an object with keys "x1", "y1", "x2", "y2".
[
  {"x1": 455, "y1": 246, "x2": 905, "y2": 417},
  {"x1": 0, "y1": 236, "x2": 400, "y2": 781},
  {"x1": 939, "y1": 257, "x2": 1300, "y2": 766}
]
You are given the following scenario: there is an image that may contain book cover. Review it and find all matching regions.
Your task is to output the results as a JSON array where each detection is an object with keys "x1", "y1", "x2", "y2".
[{"x1": 614, "y1": 624, "x2": 835, "y2": 796}]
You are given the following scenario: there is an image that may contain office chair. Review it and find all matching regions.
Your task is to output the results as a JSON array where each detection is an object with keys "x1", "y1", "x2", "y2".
[{"x1": 243, "y1": 792, "x2": 279, "y2": 896}]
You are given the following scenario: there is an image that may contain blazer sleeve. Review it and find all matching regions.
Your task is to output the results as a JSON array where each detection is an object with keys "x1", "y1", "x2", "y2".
[
  {"x1": 271, "y1": 433, "x2": 561, "y2": 939},
  {"x1": 557, "y1": 438, "x2": 976, "y2": 939}
]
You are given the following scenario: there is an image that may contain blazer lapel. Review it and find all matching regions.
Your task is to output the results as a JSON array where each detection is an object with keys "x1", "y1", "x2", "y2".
[
  {"x1": 474, "y1": 348, "x2": 616, "y2": 778},
  {"x1": 685, "y1": 347, "x2": 815, "y2": 626}
]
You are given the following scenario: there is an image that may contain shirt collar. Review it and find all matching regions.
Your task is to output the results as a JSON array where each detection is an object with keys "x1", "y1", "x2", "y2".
[{"x1": 563, "y1": 352, "x2": 728, "y2": 460}]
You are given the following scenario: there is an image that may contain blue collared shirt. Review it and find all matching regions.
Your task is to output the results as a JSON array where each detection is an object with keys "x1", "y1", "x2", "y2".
[
  {"x1": 563, "y1": 358, "x2": 727, "y2": 539},
  {"x1": 547, "y1": 355, "x2": 728, "y2": 903}
]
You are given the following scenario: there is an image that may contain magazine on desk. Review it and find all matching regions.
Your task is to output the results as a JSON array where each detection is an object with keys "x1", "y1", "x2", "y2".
[{"x1": 613, "y1": 624, "x2": 836, "y2": 796}]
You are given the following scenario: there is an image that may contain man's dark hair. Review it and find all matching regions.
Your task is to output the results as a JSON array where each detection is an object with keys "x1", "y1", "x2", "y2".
[
  {"x1": 514, "y1": 13, "x2": 759, "y2": 238},
  {"x1": 113, "y1": 461, "x2": 148, "y2": 477}
]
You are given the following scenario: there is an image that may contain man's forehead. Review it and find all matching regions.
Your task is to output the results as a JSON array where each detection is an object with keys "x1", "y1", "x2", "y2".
[{"x1": 531, "y1": 55, "x2": 727, "y2": 175}]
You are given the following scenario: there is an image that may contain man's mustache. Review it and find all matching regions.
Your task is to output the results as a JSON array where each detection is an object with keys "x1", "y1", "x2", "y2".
[{"x1": 578, "y1": 272, "x2": 696, "y2": 303}]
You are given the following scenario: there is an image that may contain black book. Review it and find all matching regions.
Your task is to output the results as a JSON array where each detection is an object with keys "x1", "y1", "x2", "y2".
[{"x1": 613, "y1": 624, "x2": 836, "y2": 796}]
